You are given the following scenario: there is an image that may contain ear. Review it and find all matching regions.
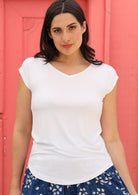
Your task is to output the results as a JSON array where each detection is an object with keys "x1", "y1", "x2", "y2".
[{"x1": 82, "y1": 20, "x2": 86, "y2": 34}]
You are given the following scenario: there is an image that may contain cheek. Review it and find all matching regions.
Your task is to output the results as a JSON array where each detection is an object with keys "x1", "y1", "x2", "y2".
[
  {"x1": 74, "y1": 31, "x2": 83, "y2": 44},
  {"x1": 72, "y1": 30, "x2": 79, "y2": 38},
  {"x1": 52, "y1": 36, "x2": 61, "y2": 47}
]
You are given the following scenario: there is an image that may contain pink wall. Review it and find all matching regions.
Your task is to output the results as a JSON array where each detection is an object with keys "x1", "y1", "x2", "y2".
[
  {"x1": 0, "y1": 0, "x2": 138, "y2": 194},
  {"x1": 109, "y1": 0, "x2": 138, "y2": 189}
]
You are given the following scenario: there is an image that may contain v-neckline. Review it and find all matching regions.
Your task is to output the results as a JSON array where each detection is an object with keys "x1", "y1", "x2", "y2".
[{"x1": 48, "y1": 62, "x2": 92, "y2": 78}]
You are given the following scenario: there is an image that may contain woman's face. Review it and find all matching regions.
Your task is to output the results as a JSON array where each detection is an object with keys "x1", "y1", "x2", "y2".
[{"x1": 49, "y1": 13, "x2": 86, "y2": 56}]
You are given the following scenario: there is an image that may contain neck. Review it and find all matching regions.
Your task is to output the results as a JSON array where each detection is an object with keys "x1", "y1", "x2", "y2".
[{"x1": 55, "y1": 50, "x2": 85, "y2": 65}]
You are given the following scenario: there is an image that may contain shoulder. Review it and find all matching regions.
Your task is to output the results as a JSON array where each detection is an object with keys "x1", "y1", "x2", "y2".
[
  {"x1": 100, "y1": 63, "x2": 119, "y2": 95},
  {"x1": 93, "y1": 62, "x2": 117, "y2": 72},
  {"x1": 22, "y1": 56, "x2": 34, "y2": 64},
  {"x1": 21, "y1": 57, "x2": 46, "y2": 69},
  {"x1": 22, "y1": 57, "x2": 37, "y2": 66},
  {"x1": 91, "y1": 63, "x2": 119, "y2": 95},
  {"x1": 93, "y1": 63, "x2": 118, "y2": 78},
  {"x1": 20, "y1": 57, "x2": 34, "y2": 70},
  {"x1": 22, "y1": 56, "x2": 45, "y2": 64},
  {"x1": 103, "y1": 63, "x2": 118, "y2": 79},
  {"x1": 103, "y1": 63, "x2": 118, "y2": 73}
]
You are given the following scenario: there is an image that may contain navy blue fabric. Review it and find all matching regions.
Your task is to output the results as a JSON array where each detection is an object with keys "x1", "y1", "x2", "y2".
[{"x1": 22, "y1": 165, "x2": 130, "y2": 195}]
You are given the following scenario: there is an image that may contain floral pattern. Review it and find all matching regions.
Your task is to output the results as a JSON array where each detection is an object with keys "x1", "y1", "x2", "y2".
[
  {"x1": 22, "y1": 166, "x2": 130, "y2": 195},
  {"x1": 22, "y1": 168, "x2": 37, "y2": 189},
  {"x1": 49, "y1": 184, "x2": 63, "y2": 195}
]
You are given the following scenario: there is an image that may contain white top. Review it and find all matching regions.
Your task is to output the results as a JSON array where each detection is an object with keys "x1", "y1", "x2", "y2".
[{"x1": 19, "y1": 57, "x2": 119, "y2": 185}]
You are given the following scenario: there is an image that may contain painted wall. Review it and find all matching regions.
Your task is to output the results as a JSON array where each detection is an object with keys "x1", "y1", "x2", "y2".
[
  {"x1": 0, "y1": 0, "x2": 138, "y2": 194},
  {"x1": 109, "y1": 0, "x2": 138, "y2": 190}
]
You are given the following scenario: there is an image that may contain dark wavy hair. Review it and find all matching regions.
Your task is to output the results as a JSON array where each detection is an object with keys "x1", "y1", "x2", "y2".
[{"x1": 34, "y1": 0, "x2": 103, "y2": 65}]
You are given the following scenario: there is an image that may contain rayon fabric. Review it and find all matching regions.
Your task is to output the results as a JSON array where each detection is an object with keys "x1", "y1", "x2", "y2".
[
  {"x1": 19, "y1": 57, "x2": 119, "y2": 184},
  {"x1": 22, "y1": 165, "x2": 130, "y2": 195}
]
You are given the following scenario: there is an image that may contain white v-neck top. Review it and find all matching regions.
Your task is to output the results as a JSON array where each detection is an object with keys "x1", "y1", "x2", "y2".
[{"x1": 19, "y1": 57, "x2": 119, "y2": 185}]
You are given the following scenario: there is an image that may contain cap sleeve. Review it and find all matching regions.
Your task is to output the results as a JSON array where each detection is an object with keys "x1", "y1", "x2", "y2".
[
  {"x1": 18, "y1": 58, "x2": 31, "y2": 90},
  {"x1": 105, "y1": 65, "x2": 119, "y2": 95}
]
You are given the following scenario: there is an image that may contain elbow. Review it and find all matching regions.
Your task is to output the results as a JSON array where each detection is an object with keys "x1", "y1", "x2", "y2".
[{"x1": 101, "y1": 134, "x2": 121, "y2": 145}]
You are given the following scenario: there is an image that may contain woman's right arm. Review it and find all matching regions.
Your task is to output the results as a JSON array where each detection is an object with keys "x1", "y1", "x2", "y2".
[{"x1": 10, "y1": 75, "x2": 32, "y2": 195}]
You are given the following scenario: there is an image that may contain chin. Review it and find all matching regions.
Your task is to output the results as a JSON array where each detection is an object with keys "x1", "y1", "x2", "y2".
[
  {"x1": 58, "y1": 50, "x2": 74, "y2": 56},
  {"x1": 60, "y1": 48, "x2": 80, "y2": 56}
]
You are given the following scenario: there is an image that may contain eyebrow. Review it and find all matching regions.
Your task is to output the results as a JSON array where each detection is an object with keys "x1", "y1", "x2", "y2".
[{"x1": 52, "y1": 22, "x2": 77, "y2": 30}]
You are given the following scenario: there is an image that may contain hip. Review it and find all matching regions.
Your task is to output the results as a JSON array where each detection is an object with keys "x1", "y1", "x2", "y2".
[{"x1": 22, "y1": 165, "x2": 130, "y2": 195}]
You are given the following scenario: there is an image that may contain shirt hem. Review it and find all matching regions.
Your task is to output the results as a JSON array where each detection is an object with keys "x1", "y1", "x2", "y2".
[{"x1": 28, "y1": 161, "x2": 113, "y2": 185}]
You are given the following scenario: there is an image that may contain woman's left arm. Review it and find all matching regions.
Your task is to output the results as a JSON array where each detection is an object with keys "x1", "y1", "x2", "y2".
[{"x1": 100, "y1": 83, "x2": 137, "y2": 195}]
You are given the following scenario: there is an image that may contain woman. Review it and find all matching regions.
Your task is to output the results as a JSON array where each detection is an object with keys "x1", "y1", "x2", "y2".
[{"x1": 10, "y1": 0, "x2": 137, "y2": 194}]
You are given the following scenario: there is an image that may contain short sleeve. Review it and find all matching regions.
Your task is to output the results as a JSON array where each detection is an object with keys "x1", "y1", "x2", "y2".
[
  {"x1": 105, "y1": 65, "x2": 119, "y2": 95},
  {"x1": 18, "y1": 58, "x2": 31, "y2": 90}
]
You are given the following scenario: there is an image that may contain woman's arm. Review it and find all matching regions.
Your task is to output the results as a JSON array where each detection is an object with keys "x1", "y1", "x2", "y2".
[
  {"x1": 100, "y1": 83, "x2": 137, "y2": 195},
  {"x1": 10, "y1": 75, "x2": 32, "y2": 195}
]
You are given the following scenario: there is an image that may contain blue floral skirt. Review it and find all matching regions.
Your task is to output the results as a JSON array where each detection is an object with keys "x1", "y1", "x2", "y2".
[{"x1": 22, "y1": 165, "x2": 130, "y2": 195}]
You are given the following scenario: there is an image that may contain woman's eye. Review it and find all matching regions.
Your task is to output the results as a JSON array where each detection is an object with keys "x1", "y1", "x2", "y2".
[
  {"x1": 69, "y1": 26, "x2": 76, "y2": 30},
  {"x1": 54, "y1": 29, "x2": 60, "y2": 33},
  {"x1": 53, "y1": 26, "x2": 76, "y2": 33}
]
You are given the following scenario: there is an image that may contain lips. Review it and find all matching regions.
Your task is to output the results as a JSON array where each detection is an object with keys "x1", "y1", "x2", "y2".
[{"x1": 62, "y1": 44, "x2": 73, "y2": 48}]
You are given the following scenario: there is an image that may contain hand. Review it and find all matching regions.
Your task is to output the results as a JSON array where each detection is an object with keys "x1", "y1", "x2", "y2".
[{"x1": 9, "y1": 188, "x2": 22, "y2": 195}]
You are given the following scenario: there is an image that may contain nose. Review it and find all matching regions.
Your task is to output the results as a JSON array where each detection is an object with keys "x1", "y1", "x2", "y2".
[{"x1": 62, "y1": 31, "x2": 71, "y2": 42}]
